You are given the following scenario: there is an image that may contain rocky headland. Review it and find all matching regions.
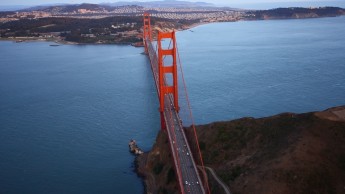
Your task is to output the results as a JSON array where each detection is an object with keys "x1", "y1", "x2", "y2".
[{"x1": 136, "y1": 106, "x2": 345, "y2": 194}]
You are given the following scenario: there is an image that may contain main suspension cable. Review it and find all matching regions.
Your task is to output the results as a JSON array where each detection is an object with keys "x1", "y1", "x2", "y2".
[{"x1": 176, "y1": 46, "x2": 211, "y2": 194}]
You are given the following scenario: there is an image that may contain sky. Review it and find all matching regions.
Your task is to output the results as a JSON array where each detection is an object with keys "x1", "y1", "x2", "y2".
[{"x1": 0, "y1": 0, "x2": 344, "y2": 9}]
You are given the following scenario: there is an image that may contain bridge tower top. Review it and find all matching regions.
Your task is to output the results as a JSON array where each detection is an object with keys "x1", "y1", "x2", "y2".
[{"x1": 143, "y1": 12, "x2": 152, "y2": 54}]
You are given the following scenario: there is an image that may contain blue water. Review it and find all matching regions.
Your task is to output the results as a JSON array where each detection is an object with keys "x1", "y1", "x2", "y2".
[
  {"x1": 1, "y1": 16, "x2": 345, "y2": 193},
  {"x1": 0, "y1": 44, "x2": 159, "y2": 193},
  {"x1": 177, "y1": 16, "x2": 345, "y2": 124}
]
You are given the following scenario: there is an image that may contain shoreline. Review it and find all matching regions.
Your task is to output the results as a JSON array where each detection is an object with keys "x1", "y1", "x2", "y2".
[
  {"x1": 0, "y1": 37, "x2": 137, "y2": 46},
  {"x1": 2, "y1": 15, "x2": 344, "y2": 46},
  {"x1": 0, "y1": 37, "x2": 78, "y2": 45}
]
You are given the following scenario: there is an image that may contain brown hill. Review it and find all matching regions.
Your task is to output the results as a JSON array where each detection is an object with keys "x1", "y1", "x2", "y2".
[
  {"x1": 136, "y1": 106, "x2": 345, "y2": 194},
  {"x1": 246, "y1": 7, "x2": 345, "y2": 20}
]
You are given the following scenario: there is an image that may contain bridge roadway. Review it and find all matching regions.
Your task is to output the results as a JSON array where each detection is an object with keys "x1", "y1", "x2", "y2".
[
  {"x1": 164, "y1": 94, "x2": 205, "y2": 194},
  {"x1": 146, "y1": 39, "x2": 206, "y2": 194}
]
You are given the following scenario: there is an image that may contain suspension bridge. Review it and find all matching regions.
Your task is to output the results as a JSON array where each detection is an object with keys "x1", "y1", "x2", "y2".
[{"x1": 143, "y1": 13, "x2": 210, "y2": 194}]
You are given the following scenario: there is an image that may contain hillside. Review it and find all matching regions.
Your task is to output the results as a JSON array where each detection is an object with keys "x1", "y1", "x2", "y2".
[
  {"x1": 246, "y1": 7, "x2": 345, "y2": 20},
  {"x1": 1, "y1": 6, "x2": 344, "y2": 44},
  {"x1": 0, "y1": 16, "x2": 193, "y2": 44},
  {"x1": 30, "y1": 4, "x2": 143, "y2": 14},
  {"x1": 137, "y1": 106, "x2": 345, "y2": 194}
]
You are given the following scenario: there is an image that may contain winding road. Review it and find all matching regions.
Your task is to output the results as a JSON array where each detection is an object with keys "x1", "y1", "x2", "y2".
[{"x1": 205, "y1": 166, "x2": 231, "y2": 194}]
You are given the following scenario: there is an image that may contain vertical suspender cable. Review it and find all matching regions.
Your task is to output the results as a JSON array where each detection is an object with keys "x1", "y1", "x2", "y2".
[{"x1": 177, "y1": 46, "x2": 211, "y2": 194}]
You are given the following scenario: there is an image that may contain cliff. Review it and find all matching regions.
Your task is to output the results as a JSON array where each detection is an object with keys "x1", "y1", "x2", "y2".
[
  {"x1": 136, "y1": 130, "x2": 179, "y2": 194},
  {"x1": 136, "y1": 106, "x2": 345, "y2": 194}
]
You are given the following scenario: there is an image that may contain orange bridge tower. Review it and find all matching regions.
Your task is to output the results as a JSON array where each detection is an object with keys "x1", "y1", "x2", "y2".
[{"x1": 157, "y1": 31, "x2": 179, "y2": 130}]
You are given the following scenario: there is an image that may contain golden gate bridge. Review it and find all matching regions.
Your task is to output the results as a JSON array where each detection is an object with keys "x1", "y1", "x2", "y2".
[{"x1": 143, "y1": 13, "x2": 210, "y2": 194}]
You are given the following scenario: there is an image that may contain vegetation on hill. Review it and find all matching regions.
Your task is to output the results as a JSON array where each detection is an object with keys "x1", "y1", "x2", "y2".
[
  {"x1": 1, "y1": 6, "x2": 344, "y2": 44},
  {"x1": 137, "y1": 106, "x2": 345, "y2": 194},
  {"x1": 0, "y1": 16, "x2": 143, "y2": 43},
  {"x1": 0, "y1": 11, "x2": 15, "y2": 17},
  {"x1": 0, "y1": 16, "x2": 196, "y2": 44},
  {"x1": 246, "y1": 7, "x2": 345, "y2": 20}
]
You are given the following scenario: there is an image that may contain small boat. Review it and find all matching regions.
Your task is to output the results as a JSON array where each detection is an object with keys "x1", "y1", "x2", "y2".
[{"x1": 49, "y1": 44, "x2": 60, "y2": 46}]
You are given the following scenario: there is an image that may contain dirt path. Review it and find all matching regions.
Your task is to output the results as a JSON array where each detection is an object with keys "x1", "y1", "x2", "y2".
[
  {"x1": 205, "y1": 166, "x2": 231, "y2": 194},
  {"x1": 315, "y1": 105, "x2": 345, "y2": 121}
]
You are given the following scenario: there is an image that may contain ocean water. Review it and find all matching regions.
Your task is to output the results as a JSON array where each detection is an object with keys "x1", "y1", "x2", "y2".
[
  {"x1": 177, "y1": 16, "x2": 345, "y2": 124},
  {"x1": 1, "y1": 16, "x2": 345, "y2": 193},
  {"x1": 0, "y1": 43, "x2": 159, "y2": 193}
]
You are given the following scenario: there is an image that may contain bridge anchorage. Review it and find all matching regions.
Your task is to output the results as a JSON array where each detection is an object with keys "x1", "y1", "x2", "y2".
[{"x1": 143, "y1": 13, "x2": 210, "y2": 194}]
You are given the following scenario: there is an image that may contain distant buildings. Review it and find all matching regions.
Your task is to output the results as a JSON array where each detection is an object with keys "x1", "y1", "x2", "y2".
[{"x1": 0, "y1": 5, "x2": 244, "y2": 23}]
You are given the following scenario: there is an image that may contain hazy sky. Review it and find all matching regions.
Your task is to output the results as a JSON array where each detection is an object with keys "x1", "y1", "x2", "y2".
[{"x1": 0, "y1": 0, "x2": 344, "y2": 8}]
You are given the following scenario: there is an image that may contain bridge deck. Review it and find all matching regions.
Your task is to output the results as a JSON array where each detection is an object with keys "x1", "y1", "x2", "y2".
[
  {"x1": 164, "y1": 95, "x2": 205, "y2": 194},
  {"x1": 146, "y1": 39, "x2": 205, "y2": 194}
]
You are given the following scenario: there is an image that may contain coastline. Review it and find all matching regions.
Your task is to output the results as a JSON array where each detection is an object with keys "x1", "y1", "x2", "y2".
[
  {"x1": 0, "y1": 37, "x2": 78, "y2": 45},
  {"x1": 0, "y1": 23, "x2": 204, "y2": 46},
  {"x1": 2, "y1": 14, "x2": 344, "y2": 46},
  {"x1": 0, "y1": 37, "x2": 136, "y2": 46},
  {"x1": 182, "y1": 22, "x2": 210, "y2": 31}
]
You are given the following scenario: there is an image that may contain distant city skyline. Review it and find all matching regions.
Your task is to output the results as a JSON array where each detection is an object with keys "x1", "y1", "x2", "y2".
[{"x1": 0, "y1": 0, "x2": 344, "y2": 9}]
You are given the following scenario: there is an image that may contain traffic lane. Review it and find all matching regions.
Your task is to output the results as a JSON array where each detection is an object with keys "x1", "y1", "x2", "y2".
[
  {"x1": 164, "y1": 96, "x2": 204, "y2": 194},
  {"x1": 163, "y1": 106, "x2": 188, "y2": 192},
  {"x1": 172, "y1": 116, "x2": 202, "y2": 193},
  {"x1": 172, "y1": 114, "x2": 203, "y2": 194},
  {"x1": 173, "y1": 124, "x2": 198, "y2": 192},
  {"x1": 167, "y1": 113, "x2": 193, "y2": 193}
]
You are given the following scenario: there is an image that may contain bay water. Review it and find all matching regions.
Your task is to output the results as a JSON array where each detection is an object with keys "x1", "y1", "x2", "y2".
[{"x1": 1, "y1": 16, "x2": 345, "y2": 193}]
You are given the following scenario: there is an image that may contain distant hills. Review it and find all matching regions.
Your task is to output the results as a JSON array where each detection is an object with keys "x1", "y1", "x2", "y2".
[
  {"x1": 0, "y1": 5, "x2": 30, "y2": 11},
  {"x1": 0, "y1": 4, "x2": 67, "y2": 12},
  {"x1": 102, "y1": 0, "x2": 214, "y2": 8},
  {"x1": 0, "y1": 1, "x2": 215, "y2": 12},
  {"x1": 26, "y1": 3, "x2": 119, "y2": 13},
  {"x1": 247, "y1": 7, "x2": 345, "y2": 20}
]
